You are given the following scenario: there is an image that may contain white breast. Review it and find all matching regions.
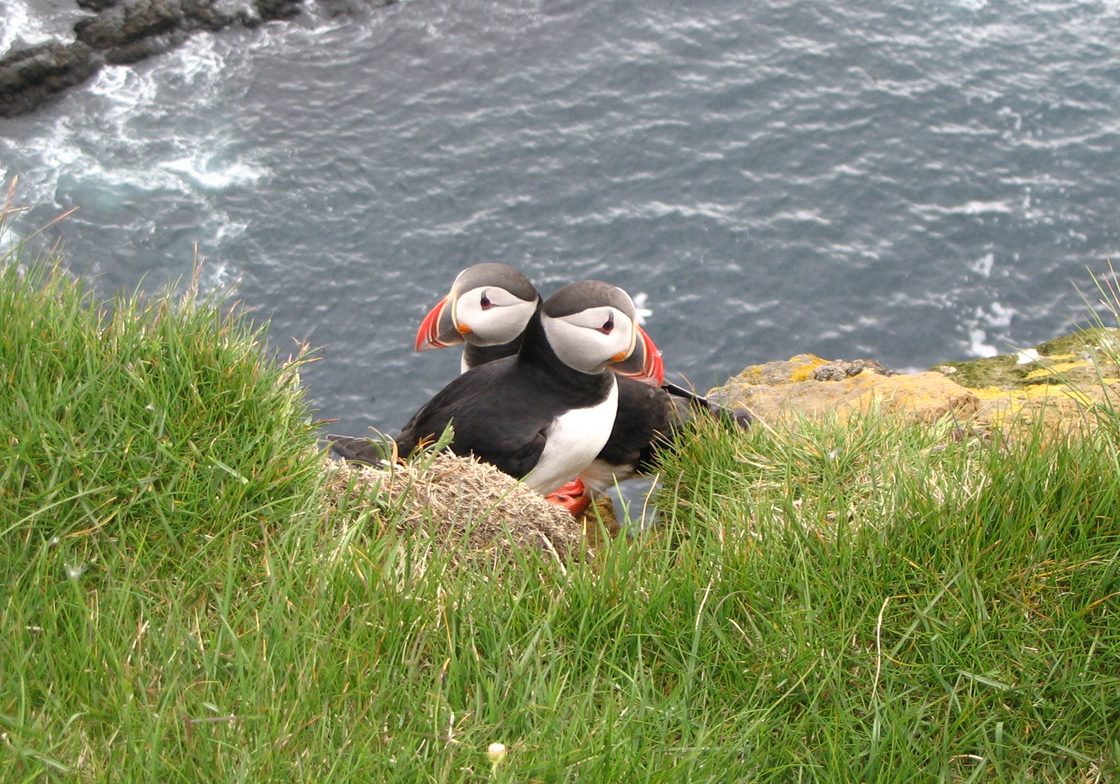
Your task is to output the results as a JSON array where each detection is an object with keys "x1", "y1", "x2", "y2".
[{"x1": 521, "y1": 379, "x2": 619, "y2": 496}]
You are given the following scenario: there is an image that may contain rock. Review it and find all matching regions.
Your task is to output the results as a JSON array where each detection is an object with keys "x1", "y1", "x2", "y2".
[
  {"x1": 74, "y1": 0, "x2": 185, "y2": 50},
  {"x1": 0, "y1": 41, "x2": 100, "y2": 119},
  {"x1": 938, "y1": 328, "x2": 1120, "y2": 432},
  {"x1": 0, "y1": 0, "x2": 323, "y2": 116},
  {"x1": 77, "y1": 0, "x2": 121, "y2": 10},
  {"x1": 251, "y1": 0, "x2": 302, "y2": 22},
  {"x1": 710, "y1": 353, "x2": 979, "y2": 425},
  {"x1": 103, "y1": 31, "x2": 188, "y2": 64},
  {"x1": 711, "y1": 328, "x2": 1120, "y2": 435},
  {"x1": 182, "y1": 0, "x2": 249, "y2": 31},
  {"x1": 812, "y1": 358, "x2": 896, "y2": 381},
  {"x1": 0, "y1": 0, "x2": 401, "y2": 116},
  {"x1": 316, "y1": 0, "x2": 395, "y2": 17}
]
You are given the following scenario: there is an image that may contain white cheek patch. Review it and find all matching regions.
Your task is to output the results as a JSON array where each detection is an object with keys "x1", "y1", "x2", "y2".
[
  {"x1": 472, "y1": 300, "x2": 536, "y2": 345},
  {"x1": 542, "y1": 310, "x2": 634, "y2": 373},
  {"x1": 457, "y1": 292, "x2": 536, "y2": 346},
  {"x1": 521, "y1": 379, "x2": 619, "y2": 495}
]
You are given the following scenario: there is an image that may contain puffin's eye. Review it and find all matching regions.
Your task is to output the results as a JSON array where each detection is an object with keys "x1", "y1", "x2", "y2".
[
  {"x1": 480, "y1": 292, "x2": 492, "y2": 309},
  {"x1": 598, "y1": 314, "x2": 614, "y2": 334}
]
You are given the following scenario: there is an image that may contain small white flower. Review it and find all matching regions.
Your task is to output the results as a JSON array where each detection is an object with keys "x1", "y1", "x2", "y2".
[
  {"x1": 65, "y1": 563, "x2": 85, "y2": 580},
  {"x1": 487, "y1": 742, "x2": 507, "y2": 773}
]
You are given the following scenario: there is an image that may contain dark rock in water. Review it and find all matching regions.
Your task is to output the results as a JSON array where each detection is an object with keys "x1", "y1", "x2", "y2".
[
  {"x1": 0, "y1": 41, "x2": 100, "y2": 118},
  {"x1": 252, "y1": 0, "x2": 302, "y2": 22},
  {"x1": 77, "y1": 0, "x2": 121, "y2": 10},
  {"x1": 74, "y1": 0, "x2": 185, "y2": 50},
  {"x1": 316, "y1": 0, "x2": 395, "y2": 17},
  {"x1": 104, "y1": 31, "x2": 189, "y2": 64},
  {"x1": 0, "y1": 0, "x2": 398, "y2": 116},
  {"x1": 182, "y1": 0, "x2": 249, "y2": 31},
  {"x1": 0, "y1": 0, "x2": 330, "y2": 116}
]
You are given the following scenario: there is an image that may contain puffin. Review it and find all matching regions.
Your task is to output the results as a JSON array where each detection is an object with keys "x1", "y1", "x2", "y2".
[
  {"x1": 415, "y1": 262, "x2": 664, "y2": 384},
  {"x1": 335, "y1": 280, "x2": 655, "y2": 500},
  {"x1": 408, "y1": 263, "x2": 752, "y2": 492},
  {"x1": 415, "y1": 262, "x2": 541, "y2": 373}
]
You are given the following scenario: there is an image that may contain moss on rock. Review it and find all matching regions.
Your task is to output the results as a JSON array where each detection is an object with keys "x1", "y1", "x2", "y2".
[{"x1": 937, "y1": 328, "x2": 1120, "y2": 391}]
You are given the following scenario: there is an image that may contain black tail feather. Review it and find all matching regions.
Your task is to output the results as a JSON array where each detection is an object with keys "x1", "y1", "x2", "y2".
[{"x1": 662, "y1": 381, "x2": 753, "y2": 429}]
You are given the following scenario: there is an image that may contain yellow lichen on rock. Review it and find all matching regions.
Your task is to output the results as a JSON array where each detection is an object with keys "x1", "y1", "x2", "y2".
[
  {"x1": 731, "y1": 354, "x2": 830, "y2": 386},
  {"x1": 711, "y1": 329, "x2": 1120, "y2": 436},
  {"x1": 968, "y1": 381, "x2": 1112, "y2": 431},
  {"x1": 711, "y1": 362, "x2": 977, "y2": 425},
  {"x1": 1024, "y1": 360, "x2": 1092, "y2": 380}
]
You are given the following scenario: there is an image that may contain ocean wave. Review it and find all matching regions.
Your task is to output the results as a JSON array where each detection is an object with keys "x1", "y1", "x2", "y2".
[
  {"x1": 0, "y1": 0, "x2": 84, "y2": 54},
  {"x1": 970, "y1": 252, "x2": 995, "y2": 278},
  {"x1": 913, "y1": 200, "x2": 1018, "y2": 220},
  {"x1": 87, "y1": 64, "x2": 161, "y2": 117},
  {"x1": 159, "y1": 157, "x2": 266, "y2": 190},
  {"x1": 966, "y1": 302, "x2": 1018, "y2": 357}
]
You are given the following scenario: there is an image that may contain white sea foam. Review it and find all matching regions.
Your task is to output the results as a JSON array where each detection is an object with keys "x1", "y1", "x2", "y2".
[
  {"x1": 9, "y1": 37, "x2": 267, "y2": 202},
  {"x1": 86, "y1": 64, "x2": 162, "y2": 130},
  {"x1": 0, "y1": 0, "x2": 83, "y2": 53},
  {"x1": 968, "y1": 328, "x2": 998, "y2": 357},
  {"x1": 0, "y1": 2, "x2": 34, "y2": 53},
  {"x1": 163, "y1": 33, "x2": 229, "y2": 91},
  {"x1": 631, "y1": 291, "x2": 653, "y2": 325},
  {"x1": 955, "y1": 200, "x2": 1015, "y2": 216},
  {"x1": 984, "y1": 302, "x2": 1016, "y2": 329},
  {"x1": 966, "y1": 301, "x2": 1018, "y2": 357},
  {"x1": 198, "y1": 261, "x2": 243, "y2": 297},
  {"x1": 970, "y1": 252, "x2": 995, "y2": 278},
  {"x1": 913, "y1": 199, "x2": 1017, "y2": 222},
  {"x1": 160, "y1": 158, "x2": 266, "y2": 190}
]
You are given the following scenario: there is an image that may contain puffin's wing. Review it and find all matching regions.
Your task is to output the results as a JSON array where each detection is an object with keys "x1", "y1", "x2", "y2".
[
  {"x1": 597, "y1": 377, "x2": 674, "y2": 473},
  {"x1": 395, "y1": 360, "x2": 554, "y2": 479}
]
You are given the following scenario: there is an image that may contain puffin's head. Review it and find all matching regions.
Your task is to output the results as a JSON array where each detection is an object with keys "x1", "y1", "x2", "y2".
[
  {"x1": 415, "y1": 263, "x2": 540, "y2": 352},
  {"x1": 540, "y1": 280, "x2": 663, "y2": 384}
]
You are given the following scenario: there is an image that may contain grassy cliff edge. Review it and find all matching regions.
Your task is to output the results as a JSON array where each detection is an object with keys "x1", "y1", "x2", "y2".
[{"x1": 3, "y1": 234, "x2": 1118, "y2": 780}]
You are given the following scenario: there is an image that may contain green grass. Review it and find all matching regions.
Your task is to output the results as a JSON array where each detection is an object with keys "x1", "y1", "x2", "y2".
[{"x1": 3, "y1": 216, "x2": 1119, "y2": 781}]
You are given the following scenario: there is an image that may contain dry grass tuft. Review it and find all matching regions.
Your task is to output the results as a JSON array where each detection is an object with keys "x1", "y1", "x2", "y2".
[{"x1": 321, "y1": 451, "x2": 591, "y2": 564}]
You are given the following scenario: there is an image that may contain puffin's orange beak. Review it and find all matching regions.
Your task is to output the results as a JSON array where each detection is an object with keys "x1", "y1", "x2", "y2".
[
  {"x1": 611, "y1": 325, "x2": 665, "y2": 386},
  {"x1": 415, "y1": 296, "x2": 465, "y2": 352}
]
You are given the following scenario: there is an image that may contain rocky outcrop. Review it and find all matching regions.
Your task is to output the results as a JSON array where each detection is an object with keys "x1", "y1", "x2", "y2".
[
  {"x1": 937, "y1": 327, "x2": 1120, "y2": 431},
  {"x1": 74, "y1": 0, "x2": 185, "y2": 51},
  {"x1": 710, "y1": 354, "x2": 979, "y2": 425},
  {"x1": 0, "y1": 41, "x2": 100, "y2": 118},
  {"x1": 708, "y1": 328, "x2": 1120, "y2": 433},
  {"x1": 0, "y1": 0, "x2": 389, "y2": 117}
]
